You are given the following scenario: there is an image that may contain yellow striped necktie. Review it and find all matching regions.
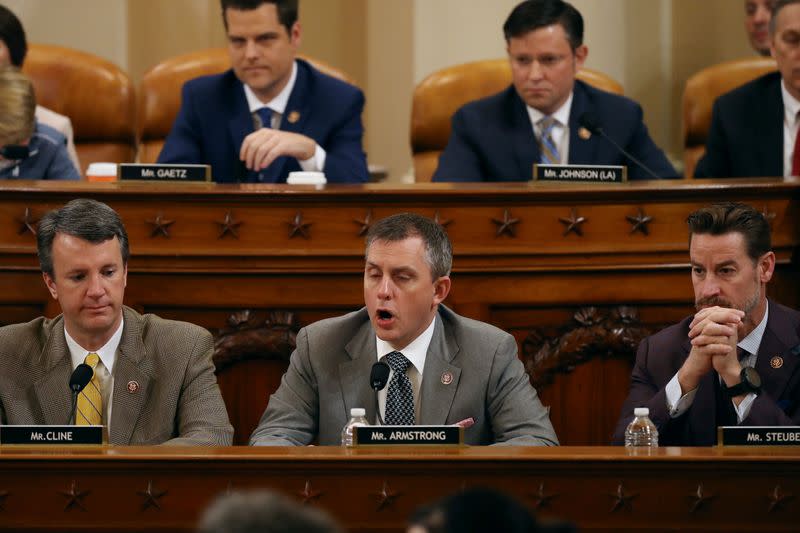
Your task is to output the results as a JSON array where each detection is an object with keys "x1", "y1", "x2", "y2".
[{"x1": 76, "y1": 352, "x2": 102, "y2": 426}]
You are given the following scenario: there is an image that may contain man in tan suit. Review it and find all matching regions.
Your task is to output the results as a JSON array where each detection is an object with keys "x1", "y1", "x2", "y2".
[{"x1": 0, "y1": 199, "x2": 232, "y2": 445}]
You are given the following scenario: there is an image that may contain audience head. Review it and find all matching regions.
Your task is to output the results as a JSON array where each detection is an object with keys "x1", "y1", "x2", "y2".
[
  {"x1": 364, "y1": 213, "x2": 452, "y2": 350},
  {"x1": 221, "y1": 0, "x2": 300, "y2": 103},
  {"x1": 686, "y1": 203, "x2": 774, "y2": 327},
  {"x1": 407, "y1": 487, "x2": 576, "y2": 533},
  {"x1": 745, "y1": 0, "x2": 775, "y2": 56},
  {"x1": 0, "y1": 4, "x2": 26, "y2": 67},
  {"x1": 770, "y1": 0, "x2": 800, "y2": 99},
  {"x1": 37, "y1": 199, "x2": 130, "y2": 349},
  {"x1": 0, "y1": 66, "x2": 35, "y2": 149},
  {"x1": 504, "y1": 0, "x2": 588, "y2": 116},
  {"x1": 198, "y1": 489, "x2": 343, "y2": 533}
]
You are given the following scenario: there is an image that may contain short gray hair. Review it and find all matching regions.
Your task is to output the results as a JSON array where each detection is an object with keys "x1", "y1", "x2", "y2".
[
  {"x1": 198, "y1": 490, "x2": 343, "y2": 533},
  {"x1": 771, "y1": 0, "x2": 800, "y2": 35},
  {"x1": 365, "y1": 213, "x2": 452, "y2": 279},
  {"x1": 37, "y1": 199, "x2": 129, "y2": 277}
]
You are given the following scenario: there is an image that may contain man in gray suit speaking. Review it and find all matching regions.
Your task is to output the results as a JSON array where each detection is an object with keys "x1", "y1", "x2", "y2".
[
  {"x1": 250, "y1": 213, "x2": 557, "y2": 446},
  {"x1": 0, "y1": 199, "x2": 232, "y2": 445}
]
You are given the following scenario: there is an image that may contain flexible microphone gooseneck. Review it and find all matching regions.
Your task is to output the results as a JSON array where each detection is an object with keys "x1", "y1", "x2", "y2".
[
  {"x1": 578, "y1": 112, "x2": 662, "y2": 180},
  {"x1": 370, "y1": 361, "x2": 391, "y2": 425},
  {"x1": 66, "y1": 363, "x2": 94, "y2": 425}
]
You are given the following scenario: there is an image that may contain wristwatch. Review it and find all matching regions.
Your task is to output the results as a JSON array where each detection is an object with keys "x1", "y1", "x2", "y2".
[{"x1": 722, "y1": 367, "x2": 762, "y2": 396}]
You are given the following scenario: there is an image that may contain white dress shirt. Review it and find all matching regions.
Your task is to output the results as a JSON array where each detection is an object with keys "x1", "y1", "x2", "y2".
[
  {"x1": 665, "y1": 305, "x2": 768, "y2": 423},
  {"x1": 65, "y1": 318, "x2": 124, "y2": 429},
  {"x1": 374, "y1": 315, "x2": 437, "y2": 423},
  {"x1": 243, "y1": 60, "x2": 326, "y2": 171},
  {"x1": 526, "y1": 92, "x2": 574, "y2": 165}
]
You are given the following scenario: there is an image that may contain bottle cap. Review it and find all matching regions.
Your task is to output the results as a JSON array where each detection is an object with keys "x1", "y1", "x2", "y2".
[
  {"x1": 350, "y1": 408, "x2": 366, "y2": 417},
  {"x1": 633, "y1": 407, "x2": 649, "y2": 417}
]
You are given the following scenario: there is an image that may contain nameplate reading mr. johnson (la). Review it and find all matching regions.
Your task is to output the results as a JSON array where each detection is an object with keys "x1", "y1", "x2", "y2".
[
  {"x1": 533, "y1": 164, "x2": 627, "y2": 183},
  {"x1": 354, "y1": 425, "x2": 463, "y2": 446}
]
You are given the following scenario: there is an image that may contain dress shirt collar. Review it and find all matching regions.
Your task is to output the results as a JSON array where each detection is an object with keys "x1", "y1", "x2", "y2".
[
  {"x1": 375, "y1": 314, "x2": 437, "y2": 375},
  {"x1": 738, "y1": 301, "x2": 769, "y2": 358},
  {"x1": 65, "y1": 317, "x2": 124, "y2": 373},
  {"x1": 526, "y1": 91, "x2": 573, "y2": 130},
  {"x1": 244, "y1": 60, "x2": 298, "y2": 115},
  {"x1": 782, "y1": 80, "x2": 800, "y2": 127}
]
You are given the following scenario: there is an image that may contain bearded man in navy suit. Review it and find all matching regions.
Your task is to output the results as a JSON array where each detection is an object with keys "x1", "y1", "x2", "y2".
[
  {"x1": 432, "y1": 0, "x2": 676, "y2": 182},
  {"x1": 159, "y1": 0, "x2": 369, "y2": 183}
]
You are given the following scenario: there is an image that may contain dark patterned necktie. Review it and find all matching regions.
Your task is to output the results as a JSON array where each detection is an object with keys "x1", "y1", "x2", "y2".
[{"x1": 384, "y1": 351, "x2": 415, "y2": 425}]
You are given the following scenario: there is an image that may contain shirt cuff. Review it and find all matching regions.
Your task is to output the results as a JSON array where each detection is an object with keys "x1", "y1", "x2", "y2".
[
  {"x1": 666, "y1": 373, "x2": 697, "y2": 418},
  {"x1": 298, "y1": 144, "x2": 326, "y2": 172},
  {"x1": 732, "y1": 393, "x2": 757, "y2": 423}
]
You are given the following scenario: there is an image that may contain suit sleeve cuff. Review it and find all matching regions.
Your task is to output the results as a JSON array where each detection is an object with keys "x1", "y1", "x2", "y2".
[
  {"x1": 666, "y1": 372, "x2": 696, "y2": 418},
  {"x1": 299, "y1": 144, "x2": 325, "y2": 172}
]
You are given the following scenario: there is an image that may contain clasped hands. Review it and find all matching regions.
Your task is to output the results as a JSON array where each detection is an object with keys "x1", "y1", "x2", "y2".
[
  {"x1": 240, "y1": 129, "x2": 317, "y2": 171},
  {"x1": 677, "y1": 306, "x2": 744, "y2": 399}
]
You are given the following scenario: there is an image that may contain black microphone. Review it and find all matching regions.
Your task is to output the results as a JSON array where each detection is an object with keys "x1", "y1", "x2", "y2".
[
  {"x1": 577, "y1": 112, "x2": 661, "y2": 180},
  {"x1": 370, "y1": 361, "x2": 390, "y2": 425},
  {"x1": 1, "y1": 145, "x2": 29, "y2": 160},
  {"x1": 66, "y1": 363, "x2": 94, "y2": 425}
]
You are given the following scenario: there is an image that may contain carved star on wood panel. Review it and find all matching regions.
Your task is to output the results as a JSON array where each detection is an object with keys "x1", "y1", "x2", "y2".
[
  {"x1": 761, "y1": 205, "x2": 777, "y2": 228},
  {"x1": 608, "y1": 483, "x2": 637, "y2": 513},
  {"x1": 491, "y1": 209, "x2": 520, "y2": 237},
  {"x1": 353, "y1": 209, "x2": 373, "y2": 237},
  {"x1": 558, "y1": 208, "x2": 587, "y2": 237},
  {"x1": 146, "y1": 213, "x2": 175, "y2": 238},
  {"x1": 0, "y1": 490, "x2": 8, "y2": 511},
  {"x1": 288, "y1": 211, "x2": 312, "y2": 239},
  {"x1": 137, "y1": 480, "x2": 167, "y2": 511},
  {"x1": 16, "y1": 207, "x2": 39, "y2": 236},
  {"x1": 530, "y1": 482, "x2": 558, "y2": 510},
  {"x1": 767, "y1": 485, "x2": 793, "y2": 513},
  {"x1": 434, "y1": 210, "x2": 452, "y2": 229},
  {"x1": 298, "y1": 481, "x2": 323, "y2": 505},
  {"x1": 687, "y1": 483, "x2": 715, "y2": 514},
  {"x1": 59, "y1": 480, "x2": 89, "y2": 512},
  {"x1": 373, "y1": 480, "x2": 401, "y2": 511},
  {"x1": 626, "y1": 208, "x2": 653, "y2": 236},
  {"x1": 216, "y1": 211, "x2": 243, "y2": 239}
]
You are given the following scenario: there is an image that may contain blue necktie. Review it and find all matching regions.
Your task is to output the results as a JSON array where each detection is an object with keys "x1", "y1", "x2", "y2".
[
  {"x1": 384, "y1": 351, "x2": 415, "y2": 425},
  {"x1": 253, "y1": 108, "x2": 279, "y2": 183},
  {"x1": 539, "y1": 116, "x2": 559, "y2": 165}
]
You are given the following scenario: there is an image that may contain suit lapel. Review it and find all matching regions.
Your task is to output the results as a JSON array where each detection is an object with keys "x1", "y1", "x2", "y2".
[
  {"x1": 567, "y1": 82, "x2": 598, "y2": 165},
  {"x1": 755, "y1": 301, "x2": 800, "y2": 402},
  {"x1": 109, "y1": 309, "x2": 154, "y2": 445},
  {"x1": 228, "y1": 82, "x2": 255, "y2": 183},
  {"x1": 755, "y1": 76, "x2": 784, "y2": 177},
  {"x1": 509, "y1": 90, "x2": 539, "y2": 181},
  {"x1": 33, "y1": 322, "x2": 73, "y2": 425},
  {"x1": 419, "y1": 314, "x2": 461, "y2": 425},
  {"x1": 341, "y1": 320, "x2": 379, "y2": 424}
]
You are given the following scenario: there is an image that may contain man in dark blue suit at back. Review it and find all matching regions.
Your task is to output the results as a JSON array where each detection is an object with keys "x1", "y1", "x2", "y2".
[
  {"x1": 158, "y1": 0, "x2": 369, "y2": 184},
  {"x1": 433, "y1": 0, "x2": 676, "y2": 182}
]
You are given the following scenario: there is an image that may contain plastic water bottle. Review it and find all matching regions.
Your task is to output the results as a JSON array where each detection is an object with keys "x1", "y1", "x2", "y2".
[
  {"x1": 624, "y1": 407, "x2": 659, "y2": 447},
  {"x1": 341, "y1": 407, "x2": 369, "y2": 447}
]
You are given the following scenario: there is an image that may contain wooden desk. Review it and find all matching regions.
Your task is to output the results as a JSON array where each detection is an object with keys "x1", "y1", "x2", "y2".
[
  {"x1": 0, "y1": 179, "x2": 798, "y2": 445},
  {"x1": 0, "y1": 446, "x2": 797, "y2": 531}
]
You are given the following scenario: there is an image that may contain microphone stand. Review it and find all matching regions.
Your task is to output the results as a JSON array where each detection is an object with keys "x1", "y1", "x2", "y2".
[{"x1": 66, "y1": 388, "x2": 80, "y2": 425}]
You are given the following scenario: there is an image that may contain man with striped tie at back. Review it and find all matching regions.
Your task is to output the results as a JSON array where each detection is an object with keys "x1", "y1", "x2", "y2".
[{"x1": 0, "y1": 199, "x2": 232, "y2": 445}]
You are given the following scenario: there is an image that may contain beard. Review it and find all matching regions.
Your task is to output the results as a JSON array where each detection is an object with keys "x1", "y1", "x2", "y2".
[{"x1": 695, "y1": 282, "x2": 761, "y2": 322}]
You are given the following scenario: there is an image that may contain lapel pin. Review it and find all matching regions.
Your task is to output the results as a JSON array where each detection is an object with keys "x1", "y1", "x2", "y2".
[
  {"x1": 441, "y1": 371, "x2": 453, "y2": 385},
  {"x1": 770, "y1": 356, "x2": 784, "y2": 369},
  {"x1": 578, "y1": 127, "x2": 592, "y2": 140},
  {"x1": 287, "y1": 111, "x2": 301, "y2": 124},
  {"x1": 127, "y1": 380, "x2": 140, "y2": 393}
]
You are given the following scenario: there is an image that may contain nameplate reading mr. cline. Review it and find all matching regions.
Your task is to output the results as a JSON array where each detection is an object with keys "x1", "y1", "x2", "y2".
[
  {"x1": 0, "y1": 425, "x2": 105, "y2": 445},
  {"x1": 354, "y1": 425, "x2": 463, "y2": 446},
  {"x1": 119, "y1": 164, "x2": 211, "y2": 182},
  {"x1": 718, "y1": 426, "x2": 800, "y2": 446},
  {"x1": 533, "y1": 164, "x2": 627, "y2": 183}
]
